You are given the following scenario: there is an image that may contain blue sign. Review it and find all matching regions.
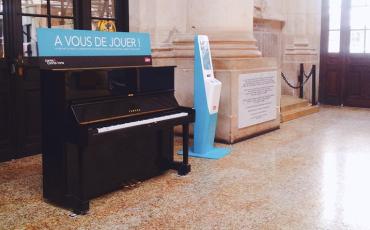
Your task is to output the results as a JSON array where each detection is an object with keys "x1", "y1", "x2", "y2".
[{"x1": 37, "y1": 28, "x2": 151, "y2": 57}]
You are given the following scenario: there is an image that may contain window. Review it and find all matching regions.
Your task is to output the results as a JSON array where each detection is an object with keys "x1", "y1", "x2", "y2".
[
  {"x1": 328, "y1": 0, "x2": 342, "y2": 53},
  {"x1": 349, "y1": 0, "x2": 370, "y2": 53},
  {"x1": 0, "y1": 0, "x2": 4, "y2": 58},
  {"x1": 17, "y1": 0, "x2": 126, "y2": 56},
  {"x1": 21, "y1": 0, "x2": 75, "y2": 56},
  {"x1": 91, "y1": 0, "x2": 116, "y2": 31}
]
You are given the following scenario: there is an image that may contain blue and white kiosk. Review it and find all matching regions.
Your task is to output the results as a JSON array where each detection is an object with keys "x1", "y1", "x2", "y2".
[{"x1": 185, "y1": 35, "x2": 231, "y2": 159}]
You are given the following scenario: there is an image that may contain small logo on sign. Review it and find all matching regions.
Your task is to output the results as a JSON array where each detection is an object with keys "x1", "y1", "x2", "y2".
[
  {"x1": 145, "y1": 57, "x2": 151, "y2": 63},
  {"x1": 45, "y1": 59, "x2": 65, "y2": 65}
]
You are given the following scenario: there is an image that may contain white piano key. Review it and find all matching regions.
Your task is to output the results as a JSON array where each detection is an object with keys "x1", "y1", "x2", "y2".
[{"x1": 97, "y1": 112, "x2": 189, "y2": 134}]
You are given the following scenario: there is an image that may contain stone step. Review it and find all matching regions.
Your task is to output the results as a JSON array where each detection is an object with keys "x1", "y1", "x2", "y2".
[
  {"x1": 280, "y1": 105, "x2": 319, "y2": 123},
  {"x1": 281, "y1": 95, "x2": 309, "y2": 113}
]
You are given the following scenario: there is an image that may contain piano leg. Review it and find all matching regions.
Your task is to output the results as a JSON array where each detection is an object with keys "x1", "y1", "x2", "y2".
[
  {"x1": 71, "y1": 198, "x2": 90, "y2": 215},
  {"x1": 69, "y1": 145, "x2": 90, "y2": 215},
  {"x1": 176, "y1": 124, "x2": 191, "y2": 176}
]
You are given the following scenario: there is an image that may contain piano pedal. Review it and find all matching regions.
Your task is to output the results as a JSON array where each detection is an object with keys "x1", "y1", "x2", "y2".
[
  {"x1": 122, "y1": 179, "x2": 141, "y2": 189},
  {"x1": 73, "y1": 209, "x2": 89, "y2": 216},
  {"x1": 69, "y1": 213, "x2": 78, "y2": 218}
]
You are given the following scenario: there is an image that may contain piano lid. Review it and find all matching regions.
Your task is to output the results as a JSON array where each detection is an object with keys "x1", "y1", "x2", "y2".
[{"x1": 70, "y1": 93, "x2": 179, "y2": 125}]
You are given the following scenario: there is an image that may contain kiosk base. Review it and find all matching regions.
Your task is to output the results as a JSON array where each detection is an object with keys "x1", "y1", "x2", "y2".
[{"x1": 179, "y1": 147, "x2": 231, "y2": 160}]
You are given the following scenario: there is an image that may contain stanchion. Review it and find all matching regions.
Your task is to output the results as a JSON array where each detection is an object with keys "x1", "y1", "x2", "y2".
[
  {"x1": 311, "y1": 65, "x2": 317, "y2": 106},
  {"x1": 299, "y1": 63, "x2": 304, "y2": 99},
  {"x1": 282, "y1": 64, "x2": 317, "y2": 105}
]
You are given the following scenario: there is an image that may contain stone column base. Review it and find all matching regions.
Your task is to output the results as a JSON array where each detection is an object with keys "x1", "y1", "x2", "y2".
[{"x1": 175, "y1": 57, "x2": 280, "y2": 144}]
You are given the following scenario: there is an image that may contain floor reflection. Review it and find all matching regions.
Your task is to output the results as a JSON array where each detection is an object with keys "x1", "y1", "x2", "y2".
[
  {"x1": 322, "y1": 132, "x2": 370, "y2": 229},
  {"x1": 343, "y1": 153, "x2": 370, "y2": 228},
  {"x1": 322, "y1": 150, "x2": 338, "y2": 222}
]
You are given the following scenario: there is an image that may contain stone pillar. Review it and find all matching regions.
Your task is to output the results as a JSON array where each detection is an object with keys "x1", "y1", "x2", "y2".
[
  {"x1": 173, "y1": 0, "x2": 280, "y2": 144},
  {"x1": 129, "y1": 0, "x2": 187, "y2": 61},
  {"x1": 186, "y1": 0, "x2": 253, "y2": 33}
]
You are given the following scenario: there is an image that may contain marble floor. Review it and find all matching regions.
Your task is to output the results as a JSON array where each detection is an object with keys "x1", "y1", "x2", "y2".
[{"x1": 1, "y1": 106, "x2": 370, "y2": 229}]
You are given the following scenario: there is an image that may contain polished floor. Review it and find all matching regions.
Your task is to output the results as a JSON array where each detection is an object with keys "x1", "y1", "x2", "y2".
[{"x1": 1, "y1": 106, "x2": 370, "y2": 229}]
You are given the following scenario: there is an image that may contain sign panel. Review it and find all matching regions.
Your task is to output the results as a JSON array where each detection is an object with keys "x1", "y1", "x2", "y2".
[
  {"x1": 196, "y1": 35, "x2": 221, "y2": 114},
  {"x1": 199, "y1": 37, "x2": 213, "y2": 72},
  {"x1": 37, "y1": 28, "x2": 151, "y2": 57},
  {"x1": 238, "y1": 71, "x2": 277, "y2": 128}
]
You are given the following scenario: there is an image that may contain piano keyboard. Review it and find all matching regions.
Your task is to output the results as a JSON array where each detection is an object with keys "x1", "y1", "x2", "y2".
[{"x1": 97, "y1": 112, "x2": 189, "y2": 134}]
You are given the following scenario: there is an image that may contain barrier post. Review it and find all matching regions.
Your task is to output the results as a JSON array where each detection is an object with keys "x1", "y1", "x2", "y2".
[
  {"x1": 299, "y1": 63, "x2": 304, "y2": 99},
  {"x1": 312, "y1": 65, "x2": 317, "y2": 106}
]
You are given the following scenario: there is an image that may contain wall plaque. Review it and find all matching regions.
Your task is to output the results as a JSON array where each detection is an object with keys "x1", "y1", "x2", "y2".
[{"x1": 238, "y1": 71, "x2": 277, "y2": 128}]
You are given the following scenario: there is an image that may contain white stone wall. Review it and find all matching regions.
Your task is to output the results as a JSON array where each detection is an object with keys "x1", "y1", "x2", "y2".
[
  {"x1": 129, "y1": 0, "x2": 254, "y2": 49},
  {"x1": 187, "y1": 0, "x2": 253, "y2": 34},
  {"x1": 253, "y1": 0, "x2": 322, "y2": 102},
  {"x1": 129, "y1": 0, "x2": 188, "y2": 48},
  {"x1": 130, "y1": 0, "x2": 322, "y2": 102},
  {"x1": 254, "y1": 0, "x2": 285, "y2": 21}
]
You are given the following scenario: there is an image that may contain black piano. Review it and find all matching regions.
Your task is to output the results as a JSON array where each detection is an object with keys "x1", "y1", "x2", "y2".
[{"x1": 40, "y1": 57, "x2": 195, "y2": 214}]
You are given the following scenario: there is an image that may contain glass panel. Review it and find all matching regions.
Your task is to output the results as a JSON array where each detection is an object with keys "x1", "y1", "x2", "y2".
[
  {"x1": 92, "y1": 19, "x2": 116, "y2": 32},
  {"x1": 328, "y1": 30, "x2": 341, "y2": 53},
  {"x1": 350, "y1": 7, "x2": 368, "y2": 29},
  {"x1": 0, "y1": 0, "x2": 3, "y2": 12},
  {"x1": 51, "y1": 18, "x2": 73, "y2": 29},
  {"x1": 350, "y1": 30, "x2": 365, "y2": 53},
  {"x1": 22, "y1": 0, "x2": 48, "y2": 15},
  {"x1": 91, "y1": 0, "x2": 115, "y2": 18},
  {"x1": 352, "y1": 0, "x2": 366, "y2": 7},
  {"x1": 329, "y1": 8, "x2": 342, "y2": 30},
  {"x1": 329, "y1": 0, "x2": 342, "y2": 8},
  {"x1": 366, "y1": 30, "x2": 370, "y2": 53},
  {"x1": 50, "y1": 0, "x2": 74, "y2": 17},
  {"x1": 22, "y1": 16, "x2": 47, "y2": 57},
  {"x1": 0, "y1": 15, "x2": 4, "y2": 58},
  {"x1": 366, "y1": 12, "x2": 370, "y2": 29}
]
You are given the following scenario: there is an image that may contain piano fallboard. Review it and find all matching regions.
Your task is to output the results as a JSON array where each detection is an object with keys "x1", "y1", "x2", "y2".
[
  {"x1": 90, "y1": 107, "x2": 195, "y2": 135},
  {"x1": 71, "y1": 92, "x2": 179, "y2": 125}
]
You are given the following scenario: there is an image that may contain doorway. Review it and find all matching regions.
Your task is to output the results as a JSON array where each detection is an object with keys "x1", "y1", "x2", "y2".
[
  {"x1": 0, "y1": 0, "x2": 16, "y2": 161},
  {"x1": 0, "y1": 0, "x2": 128, "y2": 162},
  {"x1": 320, "y1": 0, "x2": 370, "y2": 107}
]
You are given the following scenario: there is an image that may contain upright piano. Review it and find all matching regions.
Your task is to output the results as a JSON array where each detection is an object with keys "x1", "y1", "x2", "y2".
[{"x1": 40, "y1": 56, "x2": 195, "y2": 214}]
